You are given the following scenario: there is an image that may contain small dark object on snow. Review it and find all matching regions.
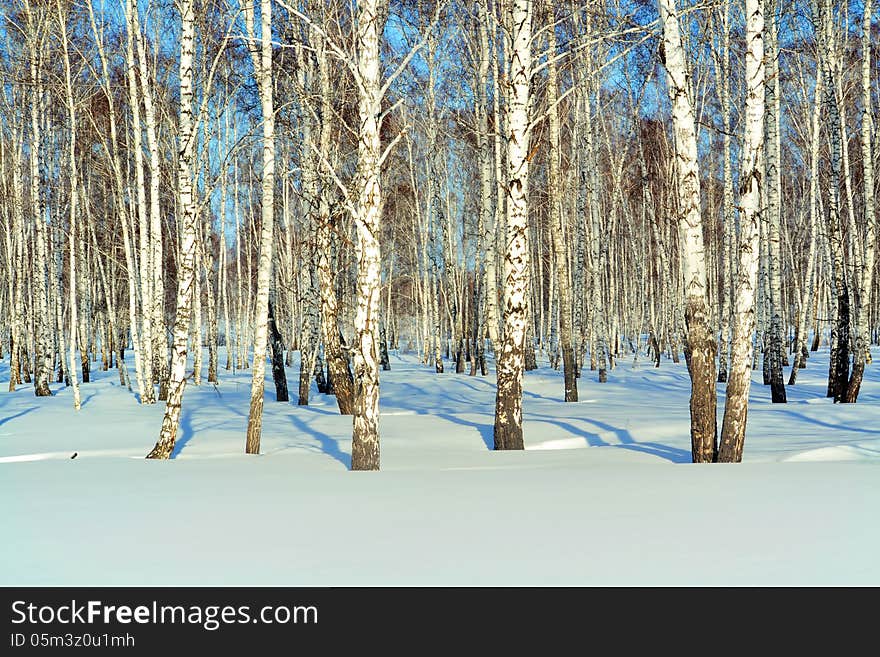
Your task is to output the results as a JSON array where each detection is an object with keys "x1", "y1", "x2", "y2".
[{"x1": 70, "y1": 452, "x2": 78, "y2": 459}]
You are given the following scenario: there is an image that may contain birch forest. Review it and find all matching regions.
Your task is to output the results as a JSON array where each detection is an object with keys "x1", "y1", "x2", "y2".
[{"x1": 0, "y1": 0, "x2": 877, "y2": 469}]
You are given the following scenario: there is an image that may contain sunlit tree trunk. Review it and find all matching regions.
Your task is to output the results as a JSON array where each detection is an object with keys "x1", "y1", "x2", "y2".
[
  {"x1": 477, "y1": 0, "x2": 499, "y2": 351},
  {"x1": 494, "y1": 0, "x2": 531, "y2": 451},
  {"x1": 125, "y1": 0, "x2": 155, "y2": 403},
  {"x1": 719, "y1": 0, "x2": 765, "y2": 463},
  {"x1": 715, "y1": 1, "x2": 734, "y2": 384},
  {"x1": 350, "y1": 0, "x2": 389, "y2": 470},
  {"x1": 546, "y1": 13, "x2": 577, "y2": 401},
  {"x1": 817, "y1": 0, "x2": 850, "y2": 402},
  {"x1": 314, "y1": 14, "x2": 355, "y2": 414},
  {"x1": 147, "y1": 0, "x2": 197, "y2": 459},
  {"x1": 764, "y1": 0, "x2": 786, "y2": 402},
  {"x1": 57, "y1": 0, "x2": 81, "y2": 410},
  {"x1": 130, "y1": 0, "x2": 167, "y2": 398},
  {"x1": 845, "y1": 0, "x2": 875, "y2": 402},
  {"x1": 789, "y1": 58, "x2": 824, "y2": 386},
  {"x1": 659, "y1": 0, "x2": 717, "y2": 462},
  {"x1": 244, "y1": 0, "x2": 277, "y2": 454},
  {"x1": 27, "y1": 10, "x2": 52, "y2": 398},
  {"x1": 7, "y1": 124, "x2": 24, "y2": 391}
]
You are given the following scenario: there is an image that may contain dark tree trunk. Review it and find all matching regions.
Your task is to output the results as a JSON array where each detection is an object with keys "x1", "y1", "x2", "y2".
[
  {"x1": 562, "y1": 343, "x2": 578, "y2": 402},
  {"x1": 327, "y1": 330, "x2": 354, "y2": 413},
  {"x1": 524, "y1": 337, "x2": 537, "y2": 371},
  {"x1": 831, "y1": 290, "x2": 851, "y2": 402},
  {"x1": 845, "y1": 361, "x2": 864, "y2": 403},
  {"x1": 314, "y1": 348, "x2": 329, "y2": 394},
  {"x1": 268, "y1": 299, "x2": 289, "y2": 402},
  {"x1": 686, "y1": 299, "x2": 718, "y2": 463},
  {"x1": 651, "y1": 333, "x2": 661, "y2": 368},
  {"x1": 379, "y1": 326, "x2": 390, "y2": 371},
  {"x1": 22, "y1": 347, "x2": 32, "y2": 383}
]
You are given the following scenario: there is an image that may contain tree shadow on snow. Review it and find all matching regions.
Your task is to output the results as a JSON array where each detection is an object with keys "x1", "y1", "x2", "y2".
[
  {"x1": 171, "y1": 407, "x2": 196, "y2": 458},
  {"x1": 285, "y1": 410, "x2": 350, "y2": 468},
  {"x1": 775, "y1": 408, "x2": 880, "y2": 436},
  {"x1": 0, "y1": 406, "x2": 38, "y2": 428},
  {"x1": 529, "y1": 413, "x2": 692, "y2": 464},
  {"x1": 434, "y1": 412, "x2": 494, "y2": 450},
  {"x1": 79, "y1": 392, "x2": 98, "y2": 409}
]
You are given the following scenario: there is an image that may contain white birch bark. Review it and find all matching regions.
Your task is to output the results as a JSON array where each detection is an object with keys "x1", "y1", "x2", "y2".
[
  {"x1": 493, "y1": 0, "x2": 531, "y2": 450},
  {"x1": 26, "y1": 6, "x2": 52, "y2": 397},
  {"x1": 125, "y1": 0, "x2": 155, "y2": 403},
  {"x1": 764, "y1": 0, "x2": 786, "y2": 402},
  {"x1": 57, "y1": 0, "x2": 81, "y2": 410},
  {"x1": 313, "y1": 9, "x2": 355, "y2": 414},
  {"x1": 846, "y1": 0, "x2": 875, "y2": 401},
  {"x1": 244, "y1": 0, "x2": 277, "y2": 454},
  {"x1": 790, "y1": 54, "x2": 824, "y2": 386},
  {"x1": 659, "y1": 0, "x2": 717, "y2": 461},
  {"x1": 350, "y1": 0, "x2": 388, "y2": 470},
  {"x1": 478, "y1": 0, "x2": 499, "y2": 349},
  {"x1": 719, "y1": 0, "x2": 765, "y2": 463},
  {"x1": 147, "y1": 0, "x2": 198, "y2": 459},
  {"x1": 817, "y1": 0, "x2": 851, "y2": 401},
  {"x1": 7, "y1": 121, "x2": 24, "y2": 390},
  {"x1": 131, "y1": 0, "x2": 167, "y2": 397},
  {"x1": 546, "y1": 15, "x2": 577, "y2": 401}
]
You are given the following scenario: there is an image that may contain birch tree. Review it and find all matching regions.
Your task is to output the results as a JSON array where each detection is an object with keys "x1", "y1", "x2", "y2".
[
  {"x1": 658, "y1": 0, "x2": 717, "y2": 462},
  {"x1": 244, "y1": 0, "x2": 278, "y2": 455},
  {"x1": 312, "y1": 3, "x2": 355, "y2": 415},
  {"x1": 546, "y1": 6, "x2": 576, "y2": 402},
  {"x1": 816, "y1": 0, "x2": 850, "y2": 403},
  {"x1": 718, "y1": 0, "x2": 765, "y2": 464},
  {"x1": 350, "y1": 0, "x2": 388, "y2": 470},
  {"x1": 25, "y1": 0, "x2": 52, "y2": 398},
  {"x1": 764, "y1": 0, "x2": 786, "y2": 403},
  {"x1": 494, "y1": 0, "x2": 531, "y2": 450},
  {"x1": 57, "y1": 0, "x2": 80, "y2": 410},
  {"x1": 845, "y1": 0, "x2": 875, "y2": 402},
  {"x1": 147, "y1": 0, "x2": 198, "y2": 459}
]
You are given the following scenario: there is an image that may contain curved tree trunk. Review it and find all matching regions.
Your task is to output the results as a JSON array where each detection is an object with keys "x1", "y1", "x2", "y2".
[{"x1": 147, "y1": 0, "x2": 197, "y2": 460}]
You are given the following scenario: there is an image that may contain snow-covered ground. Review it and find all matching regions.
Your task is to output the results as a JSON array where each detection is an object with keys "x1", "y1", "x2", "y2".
[{"x1": 2, "y1": 348, "x2": 878, "y2": 585}]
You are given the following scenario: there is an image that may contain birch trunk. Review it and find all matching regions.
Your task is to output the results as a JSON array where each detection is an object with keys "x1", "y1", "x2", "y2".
[
  {"x1": 28, "y1": 19, "x2": 52, "y2": 398},
  {"x1": 350, "y1": 0, "x2": 388, "y2": 470},
  {"x1": 817, "y1": 0, "x2": 851, "y2": 402},
  {"x1": 790, "y1": 59, "x2": 824, "y2": 386},
  {"x1": 719, "y1": 0, "x2": 764, "y2": 463},
  {"x1": 845, "y1": 0, "x2": 875, "y2": 402},
  {"x1": 659, "y1": 0, "x2": 717, "y2": 462},
  {"x1": 147, "y1": 0, "x2": 197, "y2": 459},
  {"x1": 7, "y1": 128, "x2": 23, "y2": 391},
  {"x1": 126, "y1": 0, "x2": 155, "y2": 403},
  {"x1": 131, "y1": 0, "x2": 167, "y2": 397},
  {"x1": 764, "y1": 0, "x2": 786, "y2": 402},
  {"x1": 546, "y1": 17, "x2": 577, "y2": 401},
  {"x1": 314, "y1": 18, "x2": 355, "y2": 414},
  {"x1": 244, "y1": 0, "x2": 277, "y2": 455},
  {"x1": 478, "y1": 0, "x2": 499, "y2": 350},
  {"x1": 57, "y1": 0, "x2": 81, "y2": 410},
  {"x1": 717, "y1": 2, "x2": 733, "y2": 383},
  {"x1": 493, "y1": 0, "x2": 531, "y2": 451}
]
